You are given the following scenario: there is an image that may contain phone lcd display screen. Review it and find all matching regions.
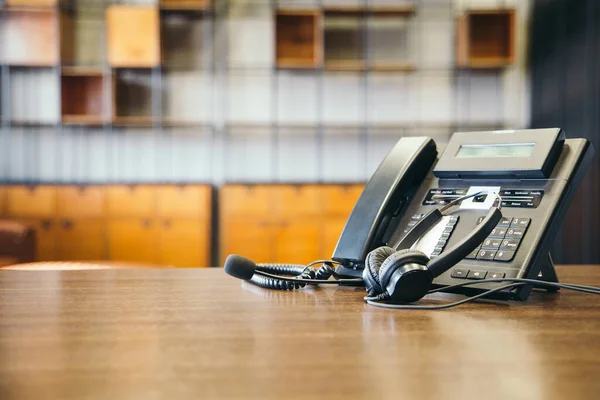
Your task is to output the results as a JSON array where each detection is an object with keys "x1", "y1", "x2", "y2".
[{"x1": 455, "y1": 143, "x2": 535, "y2": 158}]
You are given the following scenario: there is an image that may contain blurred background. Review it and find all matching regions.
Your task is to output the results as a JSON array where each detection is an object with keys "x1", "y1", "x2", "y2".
[{"x1": 0, "y1": 0, "x2": 597, "y2": 268}]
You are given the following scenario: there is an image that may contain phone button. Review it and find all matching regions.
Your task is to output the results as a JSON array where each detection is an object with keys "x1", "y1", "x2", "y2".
[
  {"x1": 505, "y1": 228, "x2": 526, "y2": 239},
  {"x1": 510, "y1": 218, "x2": 530, "y2": 228},
  {"x1": 497, "y1": 217, "x2": 513, "y2": 227},
  {"x1": 467, "y1": 270, "x2": 487, "y2": 280},
  {"x1": 481, "y1": 238, "x2": 502, "y2": 250},
  {"x1": 499, "y1": 239, "x2": 520, "y2": 251},
  {"x1": 494, "y1": 250, "x2": 516, "y2": 262},
  {"x1": 451, "y1": 269, "x2": 469, "y2": 279},
  {"x1": 488, "y1": 271, "x2": 506, "y2": 279},
  {"x1": 465, "y1": 248, "x2": 479, "y2": 259},
  {"x1": 476, "y1": 249, "x2": 497, "y2": 261},
  {"x1": 488, "y1": 227, "x2": 507, "y2": 238}
]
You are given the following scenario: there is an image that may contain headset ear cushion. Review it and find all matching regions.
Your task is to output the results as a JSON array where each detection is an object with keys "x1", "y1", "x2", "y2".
[
  {"x1": 378, "y1": 249, "x2": 430, "y2": 289},
  {"x1": 363, "y1": 246, "x2": 396, "y2": 296}
]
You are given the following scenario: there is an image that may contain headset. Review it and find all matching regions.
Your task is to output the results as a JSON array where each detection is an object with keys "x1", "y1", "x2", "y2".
[{"x1": 225, "y1": 191, "x2": 600, "y2": 309}]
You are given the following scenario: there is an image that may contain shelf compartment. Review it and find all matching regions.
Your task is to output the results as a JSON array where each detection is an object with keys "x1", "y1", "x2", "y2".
[
  {"x1": 0, "y1": 9, "x2": 59, "y2": 66},
  {"x1": 161, "y1": 9, "x2": 206, "y2": 70},
  {"x1": 323, "y1": 11, "x2": 364, "y2": 71},
  {"x1": 275, "y1": 9, "x2": 321, "y2": 69},
  {"x1": 61, "y1": 68, "x2": 112, "y2": 125},
  {"x1": 106, "y1": 6, "x2": 161, "y2": 68},
  {"x1": 114, "y1": 69, "x2": 156, "y2": 125},
  {"x1": 160, "y1": 0, "x2": 212, "y2": 11},
  {"x1": 457, "y1": 10, "x2": 516, "y2": 68}
]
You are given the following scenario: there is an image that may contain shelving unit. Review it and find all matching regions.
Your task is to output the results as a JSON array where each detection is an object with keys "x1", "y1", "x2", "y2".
[
  {"x1": 275, "y1": 10, "x2": 321, "y2": 69},
  {"x1": 0, "y1": 0, "x2": 526, "y2": 184},
  {"x1": 457, "y1": 10, "x2": 516, "y2": 68}
]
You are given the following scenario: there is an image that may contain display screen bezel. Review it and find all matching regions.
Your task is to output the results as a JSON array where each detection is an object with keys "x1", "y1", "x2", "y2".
[{"x1": 455, "y1": 143, "x2": 536, "y2": 159}]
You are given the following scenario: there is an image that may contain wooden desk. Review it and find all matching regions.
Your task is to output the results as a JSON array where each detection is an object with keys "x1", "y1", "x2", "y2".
[{"x1": 1, "y1": 265, "x2": 599, "y2": 399}]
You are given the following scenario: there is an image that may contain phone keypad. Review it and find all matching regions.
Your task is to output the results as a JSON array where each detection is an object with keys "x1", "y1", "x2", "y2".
[{"x1": 474, "y1": 217, "x2": 531, "y2": 262}]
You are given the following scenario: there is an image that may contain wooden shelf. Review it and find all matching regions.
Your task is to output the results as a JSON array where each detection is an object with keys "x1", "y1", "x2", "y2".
[
  {"x1": 324, "y1": 60, "x2": 366, "y2": 71},
  {"x1": 113, "y1": 116, "x2": 158, "y2": 127},
  {"x1": 457, "y1": 10, "x2": 516, "y2": 69},
  {"x1": 5, "y1": 0, "x2": 60, "y2": 8},
  {"x1": 275, "y1": 10, "x2": 321, "y2": 69},
  {"x1": 106, "y1": 6, "x2": 161, "y2": 68},
  {"x1": 159, "y1": 0, "x2": 212, "y2": 11},
  {"x1": 323, "y1": 6, "x2": 416, "y2": 17},
  {"x1": 62, "y1": 116, "x2": 108, "y2": 126},
  {"x1": 369, "y1": 63, "x2": 416, "y2": 72},
  {"x1": 61, "y1": 69, "x2": 112, "y2": 125}
]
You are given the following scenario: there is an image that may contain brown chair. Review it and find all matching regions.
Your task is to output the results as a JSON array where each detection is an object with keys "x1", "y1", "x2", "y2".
[
  {"x1": 1, "y1": 261, "x2": 174, "y2": 270},
  {"x1": 0, "y1": 220, "x2": 35, "y2": 267}
]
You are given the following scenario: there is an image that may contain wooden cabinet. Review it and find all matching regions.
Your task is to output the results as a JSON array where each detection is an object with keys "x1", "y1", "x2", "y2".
[
  {"x1": 6, "y1": 186, "x2": 57, "y2": 218},
  {"x1": 57, "y1": 186, "x2": 106, "y2": 218},
  {"x1": 56, "y1": 219, "x2": 106, "y2": 261},
  {"x1": 220, "y1": 184, "x2": 365, "y2": 265},
  {"x1": 108, "y1": 218, "x2": 158, "y2": 263},
  {"x1": 106, "y1": 6, "x2": 160, "y2": 68},
  {"x1": 106, "y1": 185, "x2": 155, "y2": 218},
  {"x1": 6, "y1": 0, "x2": 59, "y2": 6},
  {"x1": 158, "y1": 219, "x2": 209, "y2": 267},
  {"x1": 156, "y1": 185, "x2": 211, "y2": 218}
]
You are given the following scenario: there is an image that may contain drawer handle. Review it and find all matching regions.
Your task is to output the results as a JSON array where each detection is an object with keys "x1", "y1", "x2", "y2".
[
  {"x1": 142, "y1": 219, "x2": 151, "y2": 228},
  {"x1": 164, "y1": 220, "x2": 171, "y2": 228},
  {"x1": 41, "y1": 220, "x2": 52, "y2": 230},
  {"x1": 63, "y1": 220, "x2": 73, "y2": 230}
]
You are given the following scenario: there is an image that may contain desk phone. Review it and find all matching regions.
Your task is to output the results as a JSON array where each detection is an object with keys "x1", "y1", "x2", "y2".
[{"x1": 333, "y1": 128, "x2": 594, "y2": 301}]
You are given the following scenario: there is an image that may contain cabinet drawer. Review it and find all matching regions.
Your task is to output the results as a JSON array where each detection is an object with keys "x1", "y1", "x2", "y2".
[
  {"x1": 7, "y1": 186, "x2": 58, "y2": 218},
  {"x1": 273, "y1": 185, "x2": 321, "y2": 217},
  {"x1": 220, "y1": 185, "x2": 273, "y2": 217},
  {"x1": 57, "y1": 186, "x2": 106, "y2": 218},
  {"x1": 57, "y1": 219, "x2": 106, "y2": 261},
  {"x1": 106, "y1": 185, "x2": 156, "y2": 217},
  {"x1": 156, "y1": 185, "x2": 211, "y2": 218},
  {"x1": 321, "y1": 217, "x2": 348, "y2": 260},
  {"x1": 273, "y1": 218, "x2": 320, "y2": 265},
  {"x1": 108, "y1": 218, "x2": 158, "y2": 263},
  {"x1": 158, "y1": 219, "x2": 209, "y2": 267},
  {"x1": 220, "y1": 217, "x2": 272, "y2": 265},
  {"x1": 321, "y1": 184, "x2": 364, "y2": 216}
]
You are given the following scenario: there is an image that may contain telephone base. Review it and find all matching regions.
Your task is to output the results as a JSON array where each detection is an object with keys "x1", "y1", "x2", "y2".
[
  {"x1": 513, "y1": 252, "x2": 560, "y2": 301},
  {"x1": 335, "y1": 265, "x2": 364, "y2": 279}
]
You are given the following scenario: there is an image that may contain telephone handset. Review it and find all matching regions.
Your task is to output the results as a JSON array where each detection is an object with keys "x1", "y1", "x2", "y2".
[{"x1": 332, "y1": 137, "x2": 438, "y2": 270}]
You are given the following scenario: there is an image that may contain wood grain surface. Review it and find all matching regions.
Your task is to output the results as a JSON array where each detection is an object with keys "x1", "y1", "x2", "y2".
[{"x1": 1, "y1": 265, "x2": 600, "y2": 400}]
